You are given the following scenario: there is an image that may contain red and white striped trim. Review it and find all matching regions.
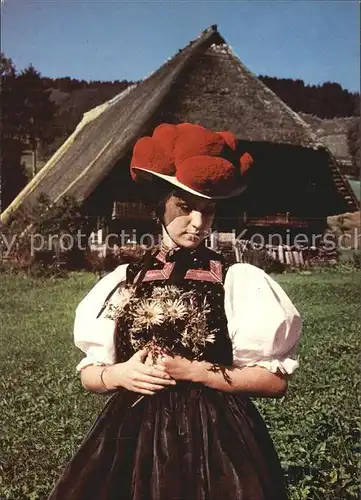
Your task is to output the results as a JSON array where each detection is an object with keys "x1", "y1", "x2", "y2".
[
  {"x1": 184, "y1": 260, "x2": 222, "y2": 282},
  {"x1": 134, "y1": 260, "x2": 222, "y2": 283}
]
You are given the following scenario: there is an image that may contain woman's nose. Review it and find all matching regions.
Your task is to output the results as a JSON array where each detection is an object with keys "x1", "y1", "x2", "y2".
[{"x1": 190, "y1": 211, "x2": 204, "y2": 230}]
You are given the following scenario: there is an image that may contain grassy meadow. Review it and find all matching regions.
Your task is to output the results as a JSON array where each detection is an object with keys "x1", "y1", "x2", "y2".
[{"x1": 0, "y1": 269, "x2": 360, "y2": 499}]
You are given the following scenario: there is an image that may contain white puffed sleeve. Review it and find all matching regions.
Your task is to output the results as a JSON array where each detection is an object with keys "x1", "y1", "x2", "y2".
[
  {"x1": 74, "y1": 264, "x2": 128, "y2": 372},
  {"x1": 224, "y1": 263, "x2": 302, "y2": 375}
]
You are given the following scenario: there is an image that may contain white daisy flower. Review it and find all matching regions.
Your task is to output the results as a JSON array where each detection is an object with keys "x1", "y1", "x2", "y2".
[
  {"x1": 133, "y1": 300, "x2": 164, "y2": 329},
  {"x1": 152, "y1": 285, "x2": 182, "y2": 300},
  {"x1": 165, "y1": 299, "x2": 188, "y2": 321},
  {"x1": 205, "y1": 333, "x2": 216, "y2": 343},
  {"x1": 112, "y1": 287, "x2": 134, "y2": 308},
  {"x1": 104, "y1": 287, "x2": 135, "y2": 319},
  {"x1": 151, "y1": 287, "x2": 165, "y2": 299}
]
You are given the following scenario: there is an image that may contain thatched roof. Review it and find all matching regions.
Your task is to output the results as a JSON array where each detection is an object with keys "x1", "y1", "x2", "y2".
[
  {"x1": 299, "y1": 113, "x2": 357, "y2": 162},
  {"x1": 1, "y1": 25, "x2": 358, "y2": 225}
]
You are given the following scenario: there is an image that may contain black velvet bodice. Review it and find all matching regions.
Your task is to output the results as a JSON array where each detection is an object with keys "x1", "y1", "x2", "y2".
[{"x1": 115, "y1": 245, "x2": 233, "y2": 367}]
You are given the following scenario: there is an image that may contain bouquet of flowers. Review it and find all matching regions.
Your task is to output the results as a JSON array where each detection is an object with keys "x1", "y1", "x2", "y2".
[{"x1": 104, "y1": 285, "x2": 216, "y2": 361}]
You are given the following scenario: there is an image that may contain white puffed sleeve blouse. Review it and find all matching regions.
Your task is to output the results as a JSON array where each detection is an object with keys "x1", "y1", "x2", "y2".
[
  {"x1": 74, "y1": 264, "x2": 128, "y2": 371},
  {"x1": 74, "y1": 263, "x2": 301, "y2": 374},
  {"x1": 224, "y1": 264, "x2": 301, "y2": 375}
]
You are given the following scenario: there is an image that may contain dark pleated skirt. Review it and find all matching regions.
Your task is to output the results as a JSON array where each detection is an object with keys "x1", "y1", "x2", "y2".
[{"x1": 48, "y1": 384, "x2": 288, "y2": 500}]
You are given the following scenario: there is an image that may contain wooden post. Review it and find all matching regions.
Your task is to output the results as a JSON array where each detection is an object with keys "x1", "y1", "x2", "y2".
[
  {"x1": 285, "y1": 247, "x2": 292, "y2": 265},
  {"x1": 32, "y1": 146, "x2": 37, "y2": 178},
  {"x1": 210, "y1": 231, "x2": 218, "y2": 251},
  {"x1": 234, "y1": 243, "x2": 241, "y2": 263},
  {"x1": 299, "y1": 250, "x2": 304, "y2": 267},
  {"x1": 292, "y1": 250, "x2": 300, "y2": 267}
]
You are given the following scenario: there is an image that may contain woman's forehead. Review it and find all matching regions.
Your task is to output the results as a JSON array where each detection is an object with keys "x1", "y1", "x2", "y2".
[{"x1": 169, "y1": 191, "x2": 215, "y2": 209}]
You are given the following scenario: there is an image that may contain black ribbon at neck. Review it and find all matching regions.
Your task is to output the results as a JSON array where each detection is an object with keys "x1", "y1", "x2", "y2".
[{"x1": 167, "y1": 248, "x2": 198, "y2": 284}]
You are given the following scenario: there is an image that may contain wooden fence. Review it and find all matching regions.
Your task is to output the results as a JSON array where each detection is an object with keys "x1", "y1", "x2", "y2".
[{"x1": 205, "y1": 234, "x2": 338, "y2": 268}]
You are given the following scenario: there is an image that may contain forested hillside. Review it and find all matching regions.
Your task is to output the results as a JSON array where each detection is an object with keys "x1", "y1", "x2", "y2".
[{"x1": 258, "y1": 76, "x2": 358, "y2": 119}]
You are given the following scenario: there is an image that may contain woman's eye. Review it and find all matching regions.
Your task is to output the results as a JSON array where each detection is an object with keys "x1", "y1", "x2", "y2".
[{"x1": 180, "y1": 204, "x2": 191, "y2": 212}]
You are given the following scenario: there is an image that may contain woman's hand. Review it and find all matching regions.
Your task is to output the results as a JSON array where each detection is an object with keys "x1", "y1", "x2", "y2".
[
  {"x1": 104, "y1": 349, "x2": 177, "y2": 395},
  {"x1": 157, "y1": 356, "x2": 287, "y2": 398},
  {"x1": 157, "y1": 355, "x2": 201, "y2": 382}
]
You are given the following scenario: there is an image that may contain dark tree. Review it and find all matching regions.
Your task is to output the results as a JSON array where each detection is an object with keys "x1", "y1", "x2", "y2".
[
  {"x1": 16, "y1": 65, "x2": 58, "y2": 176},
  {"x1": 0, "y1": 54, "x2": 28, "y2": 212}
]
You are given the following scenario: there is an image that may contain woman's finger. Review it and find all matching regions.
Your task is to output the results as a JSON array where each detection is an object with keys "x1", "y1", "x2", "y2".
[
  {"x1": 135, "y1": 382, "x2": 169, "y2": 392},
  {"x1": 144, "y1": 355, "x2": 153, "y2": 366},
  {"x1": 155, "y1": 362, "x2": 167, "y2": 371},
  {"x1": 150, "y1": 365, "x2": 172, "y2": 377},
  {"x1": 137, "y1": 373, "x2": 176, "y2": 386},
  {"x1": 153, "y1": 361, "x2": 167, "y2": 371},
  {"x1": 138, "y1": 364, "x2": 171, "y2": 378},
  {"x1": 134, "y1": 388, "x2": 156, "y2": 396},
  {"x1": 134, "y1": 348, "x2": 150, "y2": 362}
]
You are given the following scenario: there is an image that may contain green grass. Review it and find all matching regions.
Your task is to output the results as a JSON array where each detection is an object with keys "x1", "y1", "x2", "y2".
[{"x1": 0, "y1": 270, "x2": 360, "y2": 499}]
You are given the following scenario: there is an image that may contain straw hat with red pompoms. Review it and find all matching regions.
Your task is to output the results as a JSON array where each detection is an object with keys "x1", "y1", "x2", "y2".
[{"x1": 131, "y1": 123, "x2": 253, "y2": 200}]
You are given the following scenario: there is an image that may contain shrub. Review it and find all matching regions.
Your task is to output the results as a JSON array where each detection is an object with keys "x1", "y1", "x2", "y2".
[
  {"x1": 84, "y1": 245, "x2": 150, "y2": 275},
  {"x1": 240, "y1": 247, "x2": 287, "y2": 274},
  {"x1": 2, "y1": 193, "x2": 94, "y2": 276}
]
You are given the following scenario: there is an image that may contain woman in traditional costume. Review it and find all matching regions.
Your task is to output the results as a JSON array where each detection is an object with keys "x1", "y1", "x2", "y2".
[{"x1": 48, "y1": 123, "x2": 301, "y2": 500}]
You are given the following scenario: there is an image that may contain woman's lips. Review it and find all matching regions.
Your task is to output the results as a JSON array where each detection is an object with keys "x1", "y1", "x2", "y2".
[{"x1": 186, "y1": 233, "x2": 201, "y2": 241}]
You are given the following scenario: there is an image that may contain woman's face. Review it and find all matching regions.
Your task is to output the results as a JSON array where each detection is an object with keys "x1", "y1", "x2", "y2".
[{"x1": 162, "y1": 191, "x2": 216, "y2": 249}]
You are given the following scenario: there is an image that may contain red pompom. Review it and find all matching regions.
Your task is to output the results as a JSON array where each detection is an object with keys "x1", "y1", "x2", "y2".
[
  {"x1": 217, "y1": 131, "x2": 237, "y2": 151},
  {"x1": 177, "y1": 156, "x2": 236, "y2": 196},
  {"x1": 174, "y1": 125, "x2": 225, "y2": 164},
  {"x1": 131, "y1": 137, "x2": 174, "y2": 181},
  {"x1": 152, "y1": 124, "x2": 178, "y2": 164},
  {"x1": 240, "y1": 152, "x2": 253, "y2": 175}
]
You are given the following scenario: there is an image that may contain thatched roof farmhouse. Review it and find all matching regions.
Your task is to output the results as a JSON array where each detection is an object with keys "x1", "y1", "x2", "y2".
[{"x1": 1, "y1": 25, "x2": 358, "y2": 241}]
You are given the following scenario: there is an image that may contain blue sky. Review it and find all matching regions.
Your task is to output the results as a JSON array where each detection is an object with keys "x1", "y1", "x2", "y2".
[{"x1": 2, "y1": 1, "x2": 360, "y2": 91}]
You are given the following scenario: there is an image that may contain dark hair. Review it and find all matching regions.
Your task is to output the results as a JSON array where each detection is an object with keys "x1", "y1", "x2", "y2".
[{"x1": 136, "y1": 176, "x2": 173, "y2": 219}]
